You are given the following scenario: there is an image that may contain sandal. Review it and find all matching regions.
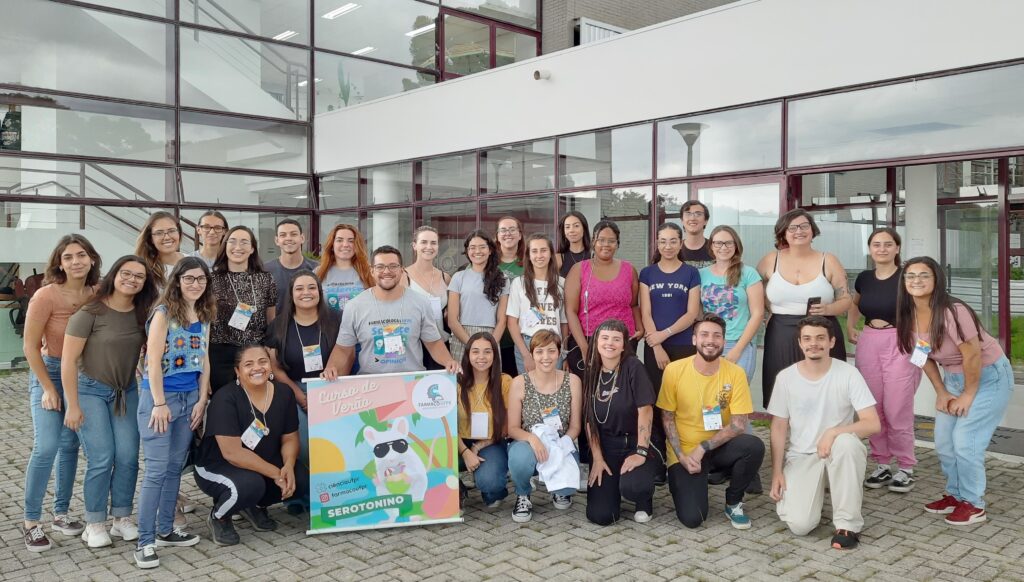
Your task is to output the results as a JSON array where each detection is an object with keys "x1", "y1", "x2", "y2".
[{"x1": 831, "y1": 528, "x2": 859, "y2": 550}]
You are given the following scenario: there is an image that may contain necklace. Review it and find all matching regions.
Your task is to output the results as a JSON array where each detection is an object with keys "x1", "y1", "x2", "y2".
[
  {"x1": 593, "y1": 365, "x2": 620, "y2": 425},
  {"x1": 241, "y1": 383, "x2": 272, "y2": 435}
]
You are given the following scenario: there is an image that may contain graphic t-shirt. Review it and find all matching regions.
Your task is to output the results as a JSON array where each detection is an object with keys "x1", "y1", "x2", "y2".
[
  {"x1": 639, "y1": 263, "x2": 701, "y2": 346},
  {"x1": 322, "y1": 266, "x2": 366, "y2": 313},
  {"x1": 699, "y1": 265, "x2": 762, "y2": 342},
  {"x1": 682, "y1": 241, "x2": 715, "y2": 270},
  {"x1": 506, "y1": 276, "x2": 567, "y2": 337},
  {"x1": 766, "y1": 359, "x2": 875, "y2": 459},
  {"x1": 656, "y1": 356, "x2": 753, "y2": 464},
  {"x1": 337, "y1": 289, "x2": 442, "y2": 375}
]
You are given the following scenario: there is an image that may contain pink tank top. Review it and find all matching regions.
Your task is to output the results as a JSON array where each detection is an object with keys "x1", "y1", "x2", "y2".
[{"x1": 579, "y1": 259, "x2": 636, "y2": 336}]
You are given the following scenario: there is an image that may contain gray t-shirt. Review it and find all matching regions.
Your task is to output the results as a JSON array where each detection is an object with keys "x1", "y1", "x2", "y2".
[
  {"x1": 264, "y1": 256, "x2": 319, "y2": 312},
  {"x1": 448, "y1": 268, "x2": 509, "y2": 327},
  {"x1": 186, "y1": 249, "x2": 216, "y2": 269},
  {"x1": 323, "y1": 266, "x2": 366, "y2": 314},
  {"x1": 337, "y1": 288, "x2": 442, "y2": 375}
]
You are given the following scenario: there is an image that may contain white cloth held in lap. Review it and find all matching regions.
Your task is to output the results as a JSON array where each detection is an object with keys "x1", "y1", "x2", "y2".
[{"x1": 530, "y1": 424, "x2": 579, "y2": 492}]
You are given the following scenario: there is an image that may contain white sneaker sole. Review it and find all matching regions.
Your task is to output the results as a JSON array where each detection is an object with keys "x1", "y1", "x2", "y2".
[
  {"x1": 512, "y1": 513, "x2": 532, "y2": 523},
  {"x1": 81, "y1": 530, "x2": 112, "y2": 548},
  {"x1": 135, "y1": 556, "x2": 160, "y2": 569},
  {"x1": 110, "y1": 527, "x2": 139, "y2": 542},
  {"x1": 863, "y1": 480, "x2": 891, "y2": 489},
  {"x1": 945, "y1": 513, "x2": 986, "y2": 525}
]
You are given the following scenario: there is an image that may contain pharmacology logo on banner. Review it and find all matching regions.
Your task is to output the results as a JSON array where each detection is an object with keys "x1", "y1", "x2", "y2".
[{"x1": 411, "y1": 375, "x2": 456, "y2": 419}]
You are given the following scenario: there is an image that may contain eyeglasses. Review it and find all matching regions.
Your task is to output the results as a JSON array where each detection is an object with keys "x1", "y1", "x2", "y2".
[
  {"x1": 118, "y1": 270, "x2": 146, "y2": 282},
  {"x1": 180, "y1": 275, "x2": 208, "y2": 285},
  {"x1": 152, "y1": 228, "x2": 179, "y2": 239},
  {"x1": 682, "y1": 211, "x2": 706, "y2": 219},
  {"x1": 372, "y1": 264, "x2": 402, "y2": 273},
  {"x1": 198, "y1": 225, "x2": 226, "y2": 233},
  {"x1": 594, "y1": 237, "x2": 618, "y2": 246},
  {"x1": 226, "y1": 239, "x2": 252, "y2": 248},
  {"x1": 497, "y1": 227, "x2": 519, "y2": 235},
  {"x1": 373, "y1": 439, "x2": 409, "y2": 458},
  {"x1": 711, "y1": 241, "x2": 736, "y2": 249},
  {"x1": 903, "y1": 272, "x2": 934, "y2": 281},
  {"x1": 786, "y1": 223, "x2": 813, "y2": 233}
]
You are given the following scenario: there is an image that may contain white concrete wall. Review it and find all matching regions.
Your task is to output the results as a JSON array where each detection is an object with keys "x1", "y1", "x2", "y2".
[{"x1": 315, "y1": 0, "x2": 1024, "y2": 173}]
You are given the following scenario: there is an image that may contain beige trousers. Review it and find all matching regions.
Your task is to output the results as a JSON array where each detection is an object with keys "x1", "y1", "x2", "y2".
[{"x1": 776, "y1": 432, "x2": 867, "y2": 535}]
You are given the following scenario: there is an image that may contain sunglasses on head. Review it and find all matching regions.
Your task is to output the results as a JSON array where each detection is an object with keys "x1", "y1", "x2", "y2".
[{"x1": 373, "y1": 439, "x2": 409, "y2": 458}]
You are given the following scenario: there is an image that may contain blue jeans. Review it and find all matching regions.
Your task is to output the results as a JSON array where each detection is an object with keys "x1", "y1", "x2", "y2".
[
  {"x1": 468, "y1": 443, "x2": 510, "y2": 505},
  {"x1": 507, "y1": 439, "x2": 578, "y2": 497},
  {"x1": 514, "y1": 333, "x2": 564, "y2": 375},
  {"x1": 934, "y1": 357, "x2": 1014, "y2": 509},
  {"x1": 136, "y1": 388, "x2": 198, "y2": 546},
  {"x1": 76, "y1": 374, "x2": 140, "y2": 524},
  {"x1": 24, "y1": 355, "x2": 80, "y2": 521},
  {"x1": 724, "y1": 340, "x2": 756, "y2": 383}
]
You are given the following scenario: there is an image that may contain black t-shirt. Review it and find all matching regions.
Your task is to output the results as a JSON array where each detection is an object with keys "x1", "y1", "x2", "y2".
[
  {"x1": 592, "y1": 357, "x2": 656, "y2": 439},
  {"x1": 199, "y1": 382, "x2": 299, "y2": 468},
  {"x1": 682, "y1": 241, "x2": 715, "y2": 270},
  {"x1": 854, "y1": 268, "x2": 901, "y2": 323},
  {"x1": 266, "y1": 313, "x2": 339, "y2": 383}
]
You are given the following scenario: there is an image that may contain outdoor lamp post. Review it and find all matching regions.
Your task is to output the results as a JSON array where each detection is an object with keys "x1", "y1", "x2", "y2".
[{"x1": 672, "y1": 122, "x2": 706, "y2": 177}]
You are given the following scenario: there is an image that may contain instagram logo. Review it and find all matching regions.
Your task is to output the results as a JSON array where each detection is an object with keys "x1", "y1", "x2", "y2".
[{"x1": 320, "y1": 492, "x2": 330, "y2": 503}]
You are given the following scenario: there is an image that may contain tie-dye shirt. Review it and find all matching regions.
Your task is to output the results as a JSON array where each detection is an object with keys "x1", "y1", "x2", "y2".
[{"x1": 699, "y1": 265, "x2": 761, "y2": 342}]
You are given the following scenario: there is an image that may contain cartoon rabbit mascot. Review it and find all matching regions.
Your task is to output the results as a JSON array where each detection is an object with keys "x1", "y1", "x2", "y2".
[{"x1": 364, "y1": 417, "x2": 428, "y2": 520}]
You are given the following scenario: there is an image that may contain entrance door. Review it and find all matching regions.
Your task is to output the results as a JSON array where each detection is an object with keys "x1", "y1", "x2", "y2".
[{"x1": 939, "y1": 201, "x2": 1003, "y2": 340}]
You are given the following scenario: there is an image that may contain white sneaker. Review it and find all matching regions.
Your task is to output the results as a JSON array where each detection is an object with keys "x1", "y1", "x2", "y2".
[
  {"x1": 81, "y1": 523, "x2": 112, "y2": 548},
  {"x1": 110, "y1": 517, "x2": 139, "y2": 541},
  {"x1": 634, "y1": 511, "x2": 652, "y2": 523}
]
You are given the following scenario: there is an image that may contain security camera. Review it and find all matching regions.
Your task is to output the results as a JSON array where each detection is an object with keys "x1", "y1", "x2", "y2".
[{"x1": 533, "y1": 69, "x2": 550, "y2": 81}]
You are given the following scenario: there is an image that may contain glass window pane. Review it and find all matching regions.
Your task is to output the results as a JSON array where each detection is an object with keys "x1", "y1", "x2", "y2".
[
  {"x1": 655, "y1": 183, "x2": 690, "y2": 225},
  {"x1": 559, "y1": 124, "x2": 652, "y2": 188},
  {"x1": 443, "y1": 0, "x2": 538, "y2": 29},
  {"x1": 179, "y1": 111, "x2": 308, "y2": 173},
  {"x1": 73, "y1": 0, "x2": 173, "y2": 18},
  {"x1": 422, "y1": 154, "x2": 477, "y2": 200},
  {"x1": 788, "y1": 65, "x2": 1024, "y2": 167},
  {"x1": 180, "y1": 28, "x2": 309, "y2": 121},
  {"x1": 444, "y1": 15, "x2": 490, "y2": 75},
  {"x1": 559, "y1": 187, "x2": 651, "y2": 268},
  {"x1": 318, "y1": 212, "x2": 359, "y2": 254},
  {"x1": 1011, "y1": 156, "x2": 1024, "y2": 201},
  {"x1": 180, "y1": 207, "x2": 310, "y2": 261},
  {"x1": 0, "y1": 91, "x2": 173, "y2": 163},
  {"x1": 314, "y1": 52, "x2": 436, "y2": 113},
  {"x1": 366, "y1": 207, "x2": 413, "y2": 254},
  {"x1": 421, "y1": 201, "x2": 478, "y2": 273},
  {"x1": 695, "y1": 183, "x2": 781, "y2": 269},
  {"x1": 801, "y1": 169, "x2": 889, "y2": 206},
  {"x1": 495, "y1": 28, "x2": 537, "y2": 68},
  {"x1": 180, "y1": 170, "x2": 310, "y2": 208},
  {"x1": 0, "y1": 156, "x2": 172, "y2": 203},
  {"x1": 941, "y1": 203, "x2": 1001, "y2": 336},
  {"x1": 937, "y1": 160, "x2": 999, "y2": 198},
  {"x1": 182, "y1": 0, "x2": 311, "y2": 45},
  {"x1": 657, "y1": 103, "x2": 782, "y2": 178},
  {"x1": 0, "y1": 0, "x2": 173, "y2": 104},
  {"x1": 319, "y1": 170, "x2": 359, "y2": 209},
  {"x1": 481, "y1": 139, "x2": 555, "y2": 194},
  {"x1": 315, "y1": 0, "x2": 437, "y2": 68},
  {"x1": 480, "y1": 194, "x2": 555, "y2": 242},
  {"x1": 366, "y1": 162, "x2": 413, "y2": 205}
]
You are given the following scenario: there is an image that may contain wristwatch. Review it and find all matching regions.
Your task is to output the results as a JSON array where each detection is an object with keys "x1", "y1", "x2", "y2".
[{"x1": 635, "y1": 446, "x2": 649, "y2": 457}]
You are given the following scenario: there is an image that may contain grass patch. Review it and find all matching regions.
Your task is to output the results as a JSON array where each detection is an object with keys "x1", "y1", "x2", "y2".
[
  {"x1": 1012, "y1": 316, "x2": 1024, "y2": 365},
  {"x1": 751, "y1": 419, "x2": 771, "y2": 428}
]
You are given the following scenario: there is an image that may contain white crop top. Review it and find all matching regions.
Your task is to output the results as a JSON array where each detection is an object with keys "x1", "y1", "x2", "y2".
[{"x1": 765, "y1": 252, "x2": 835, "y2": 315}]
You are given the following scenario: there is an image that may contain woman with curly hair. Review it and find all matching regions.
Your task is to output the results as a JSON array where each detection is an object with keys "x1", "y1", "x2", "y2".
[{"x1": 448, "y1": 230, "x2": 509, "y2": 363}]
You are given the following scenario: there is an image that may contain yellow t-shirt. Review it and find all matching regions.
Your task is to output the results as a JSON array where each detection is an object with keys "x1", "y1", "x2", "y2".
[
  {"x1": 655, "y1": 356, "x2": 753, "y2": 466},
  {"x1": 457, "y1": 373, "x2": 512, "y2": 440}
]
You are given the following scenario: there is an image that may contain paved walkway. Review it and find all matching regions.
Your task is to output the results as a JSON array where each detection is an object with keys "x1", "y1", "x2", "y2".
[{"x1": 1, "y1": 371, "x2": 1023, "y2": 582}]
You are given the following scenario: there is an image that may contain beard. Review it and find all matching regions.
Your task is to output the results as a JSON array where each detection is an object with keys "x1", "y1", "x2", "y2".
[
  {"x1": 378, "y1": 276, "x2": 399, "y2": 291},
  {"x1": 697, "y1": 344, "x2": 723, "y2": 362}
]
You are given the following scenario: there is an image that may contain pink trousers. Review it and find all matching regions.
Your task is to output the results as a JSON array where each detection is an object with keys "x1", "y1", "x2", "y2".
[{"x1": 855, "y1": 326, "x2": 923, "y2": 468}]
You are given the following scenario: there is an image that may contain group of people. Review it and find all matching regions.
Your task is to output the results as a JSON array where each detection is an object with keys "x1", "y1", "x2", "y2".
[{"x1": 20, "y1": 203, "x2": 1012, "y2": 566}]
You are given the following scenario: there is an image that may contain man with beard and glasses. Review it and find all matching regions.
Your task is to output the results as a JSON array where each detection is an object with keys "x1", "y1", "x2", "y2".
[
  {"x1": 768, "y1": 315, "x2": 880, "y2": 550},
  {"x1": 322, "y1": 246, "x2": 460, "y2": 378},
  {"x1": 657, "y1": 313, "x2": 764, "y2": 530}
]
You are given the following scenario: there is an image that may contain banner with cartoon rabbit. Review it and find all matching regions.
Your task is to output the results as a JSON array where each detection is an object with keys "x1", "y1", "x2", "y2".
[{"x1": 304, "y1": 371, "x2": 462, "y2": 533}]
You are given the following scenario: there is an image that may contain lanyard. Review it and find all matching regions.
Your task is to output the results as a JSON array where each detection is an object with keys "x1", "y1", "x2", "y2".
[
  {"x1": 228, "y1": 272, "x2": 256, "y2": 305},
  {"x1": 293, "y1": 319, "x2": 321, "y2": 347},
  {"x1": 241, "y1": 385, "x2": 271, "y2": 432}
]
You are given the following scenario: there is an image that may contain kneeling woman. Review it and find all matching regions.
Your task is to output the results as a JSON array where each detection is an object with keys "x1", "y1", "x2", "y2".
[
  {"x1": 506, "y1": 330, "x2": 583, "y2": 523},
  {"x1": 457, "y1": 332, "x2": 512, "y2": 508},
  {"x1": 584, "y1": 319, "x2": 661, "y2": 525},
  {"x1": 194, "y1": 345, "x2": 308, "y2": 546}
]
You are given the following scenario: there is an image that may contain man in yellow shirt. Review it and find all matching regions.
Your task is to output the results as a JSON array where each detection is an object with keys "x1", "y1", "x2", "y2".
[{"x1": 657, "y1": 313, "x2": 765, "y2": 529}]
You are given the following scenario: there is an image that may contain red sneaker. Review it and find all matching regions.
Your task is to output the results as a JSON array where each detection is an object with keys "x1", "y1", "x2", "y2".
[
  {"x1": 924, "y1": 495, "x2": 959, "y2": 514},
  {"x1": 945, "y1": 502, "x2": 986, "y2": 525}
]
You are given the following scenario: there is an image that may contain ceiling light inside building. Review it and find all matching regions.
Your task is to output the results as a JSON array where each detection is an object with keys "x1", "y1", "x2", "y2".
[
  {"x1": 297, "y1": 78, "x2": 323, "y2": 87},
  {"x1": 405, "y1": 23, "x2": 436, "y2": 37},
  {"x1": 322, "y1": 3, "x2": 361, "y2": 19},
  {"x1": 272, "y1": 30, "x2": 298, "y2": 41},
  {"x1": 352, "y1": 46, "x2": 377, "y2": 56}
]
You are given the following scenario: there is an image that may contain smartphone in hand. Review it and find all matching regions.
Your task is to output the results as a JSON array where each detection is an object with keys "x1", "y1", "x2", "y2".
[{"x1": 806, "y1": 296, "x2": 822, "y2": 315}]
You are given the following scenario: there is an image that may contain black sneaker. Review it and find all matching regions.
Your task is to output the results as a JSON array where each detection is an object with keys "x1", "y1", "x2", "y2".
[
  {"x1": 746, "y1": 473, "x2": 764, "y2": 495},
  {"x1": 24, "y1": 525, "x2": 52, "y2": 552},
  {"x1": 134, "y1": 544, "x2": 160, "y2": 569},
  {"x1": 831, "y1": 529, "x2": 860, "y2": 550},
  {"x1": 156, "y1": 527, "x2": 200, "y2": 547},
  {"x1": 708, "y1": 471, "x2": 728, "y2": 485},
  {"x1": 240, "y1": 507, "x2": 278, "y2": 532},
  {"x1": 864, "y1": 465, "x2": 893, "y2": 489},
  {"x1": 888, "y1": 469, "x2": 915, "y2": 493},
  {"x1": 207, "y1": 511, "x2": 240, "y2": 546},
  {"x1": 512, "y1": 495, "x2": 533, "y2": 523}
]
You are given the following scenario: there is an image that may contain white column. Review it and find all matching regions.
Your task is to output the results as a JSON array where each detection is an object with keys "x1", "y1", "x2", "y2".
[
  {"x1": 903, "y1": 164, "x2": 939, "y2": 260},
  {"x1": 370, "y1": 167, "x2": 402, "y2": 249}
]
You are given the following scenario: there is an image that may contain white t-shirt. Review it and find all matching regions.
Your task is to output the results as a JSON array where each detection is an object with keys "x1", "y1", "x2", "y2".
[
  {"x1": 766, "y1": 359, "x2": 875, "y2": 458},
  {"x1": 506, "y1": 276, "x2": 567, "y2": 337}
]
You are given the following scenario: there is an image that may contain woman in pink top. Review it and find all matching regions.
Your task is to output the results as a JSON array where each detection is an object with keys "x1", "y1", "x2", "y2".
[
  {"x1": 564, "y1": 220, "x2": 643, "y2": 378},
  {"x1": 896, "y1": 256, "x2": 1011, "y2": 526}
]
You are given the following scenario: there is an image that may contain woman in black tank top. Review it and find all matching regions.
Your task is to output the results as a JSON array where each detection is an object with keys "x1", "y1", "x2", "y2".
[{"x1": 556, "y1": 211, "x2": 591, "y2": 279}]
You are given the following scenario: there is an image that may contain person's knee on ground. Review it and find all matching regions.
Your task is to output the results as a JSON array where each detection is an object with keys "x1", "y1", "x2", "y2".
[
  {"x1": 785, "y1": 516, "x2": 820, "y2": 536},
  {"x1": 586, "y1": 502, "x2": 618, "y2": 526}
]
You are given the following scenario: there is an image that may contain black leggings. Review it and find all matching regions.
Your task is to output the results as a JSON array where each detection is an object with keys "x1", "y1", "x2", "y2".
[
  {"x1": 668, "y1": 434, "x2": 764, "y2": 528},
  {"x1": 586, "y1": 436, "x2": 662, "y2": 526},
  {"x1": 195, "y1": 461, "x2": 310, "y2": 519}
]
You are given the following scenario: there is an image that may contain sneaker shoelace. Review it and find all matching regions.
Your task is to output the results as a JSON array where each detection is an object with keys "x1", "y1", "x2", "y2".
[
  {"x1": 730, "y1": 503, "x2": 745, "y2": 517},
  {"x1": 27, "y1": 526, "x2": 46, "y2": 541},
  {"x1": 892, "y1": 471, "x2": 911, "y2": 483},
  {"x1": 515, "y1": 498, "x2": 531, "y2": 513},
  {"x1": 140, "y1": 544, "x2": 157, "y2": 557},
  {"x1": 869, "y1": 466, "x2": 890, "y2": 478}
]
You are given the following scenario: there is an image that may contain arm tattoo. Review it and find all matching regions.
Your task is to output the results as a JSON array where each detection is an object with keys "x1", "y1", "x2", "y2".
[
  {"x1": 834, "y1": 286, "x2": 849, "y2": 300},
  {"x1": 638, "y1": 422, "x2": 650, "y2": 448},
  {"x1": 707, "y1": 414, "x2": 748, "y2": 450},
  {"x1": 662, "y1": 411, "x2": 684, "y2": 461}
]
